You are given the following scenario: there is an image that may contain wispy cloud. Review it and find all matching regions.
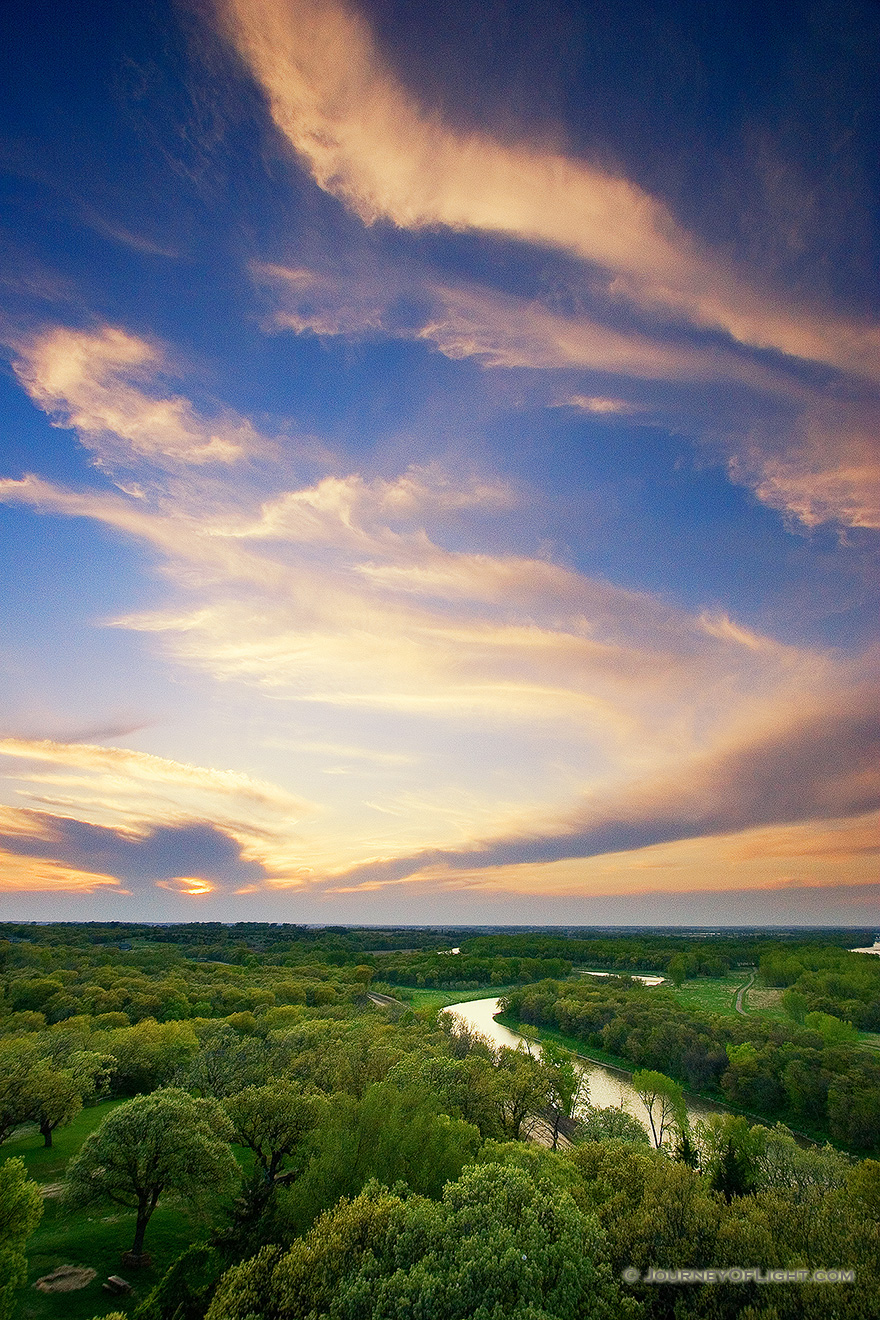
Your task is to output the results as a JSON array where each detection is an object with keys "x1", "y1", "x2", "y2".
[
  {"x1": 11, "y1": 325, "x2": 266, "y2": 471},
  {"x1": 217, "y1": 0, "x2": 880, "y2": 383},
  {"x1": 327, "y1": 678, "x2": 880, "y2": 886},
  {"x1": 256, "y1": 257, "x2": 880, "y2": 533}
]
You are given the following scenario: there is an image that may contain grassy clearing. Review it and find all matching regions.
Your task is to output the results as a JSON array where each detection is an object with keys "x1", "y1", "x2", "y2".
[
  {"x1": 665, "y1": 975, "x2": 751, "y2": 1018},
  {"x1": 381, "y1": 985, "x2": 517, "y2": 1012},
  {"x1": 16, "y1": 1198, "x2": 206, "y2": 1320},
  {"x1": 1, "y1": 1102, "x2": 128, "y2": 1184},
  {"x1": 3, "y1": 1101, "x2": 242, "y2": 1320}
]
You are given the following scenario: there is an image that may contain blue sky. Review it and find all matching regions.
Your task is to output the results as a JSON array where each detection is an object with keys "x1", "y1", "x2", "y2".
[{"x1": 0, "y1": 0, "x2": 877, "y2": 924}]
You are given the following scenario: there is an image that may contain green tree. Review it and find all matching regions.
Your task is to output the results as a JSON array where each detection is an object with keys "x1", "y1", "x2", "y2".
[
  {"x1": 281, "y1": 1081, "x2": 480, "y2": 1234},
  {"x1": 210, "y1": 1163, "x2": 633, "y2": 1320},
  {"x1": 667, "y1": 954, "x2": 688, "y2": 987},
  {"x1": 494, "y1": 1045, "x2": 553, "y2": 1140},
  {"x1": 540, "y1": 1039, "x2": 589, "y2": 1148},
  {"x1": 781, "y1": 988, "x2": 808, "y2": 1024},
  {"x1": 24, "y1": 1062, "x2": 82, "y2": 1147},
  {"x1": 132, "y1": 1244, "x2": 224, "y2": 1320},
  {"x1": 631, "y1": 1069, "x2": 685, "y2": 1148},
  {"x1": 576, "y1": 1105, "x2": 651, "y2": 1146},
  {"x1": 804, "y1": 1010, "x2": 858, "y2": 1044},
  {"x1": 0, "y1": 1159, "x2": 43, "y2": 1320},
  {"x1": 225, "y1": 1082, "x2": 320, "y2": 1189},
  {"x1": 65, "y1": 1088, "x2": 237, "y2": 1257},
  {"x1": 697, "y1": 1113, "x2": 766, "y2": 1201},
  {"x1": 0, "y1": 1039, "x2": 38, "y2": 1144}
]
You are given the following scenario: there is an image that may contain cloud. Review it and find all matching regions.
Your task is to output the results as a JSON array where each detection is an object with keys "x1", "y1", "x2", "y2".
[
  {"x1": 0, "y1": 807, "x2": 270, "y2": 894},
  {"x1": 258, "y1": 260, "x2": 880, "y2": 532},
  {"x1": 327, "y1": 680, "x2": 880, "y2": 885},
  {"x1": 216, "y1": 0, "x2": 880, "y2": 383},
  {"x1": 558, "y1": 396, "x2": 646, "y2": 416},
  {"x1": 10, "y1": 324, "x2": 266, "y2": 470},
  {"x1": 0, "y1": 738, "x2": 316, "y2": 878},
  {"x1": 0, "y1": 848, "x2": 121, "y2": 893}
]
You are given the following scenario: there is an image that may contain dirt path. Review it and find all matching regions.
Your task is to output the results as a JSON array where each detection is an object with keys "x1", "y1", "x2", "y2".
[
  {"x1": 366, "y1": 991, "x2": 407, "y2": 1008},
  {"x1": 734, "y1": 972, "x2": 756, "y2": 1016}
]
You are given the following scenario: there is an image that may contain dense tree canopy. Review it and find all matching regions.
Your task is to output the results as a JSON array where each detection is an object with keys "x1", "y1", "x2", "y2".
[{"x1": 209, "y1": 1163, "x2": 634, "y2": 1320}]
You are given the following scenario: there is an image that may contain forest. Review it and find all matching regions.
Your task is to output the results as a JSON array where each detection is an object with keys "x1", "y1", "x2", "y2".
[{"x1": 1, "y1": 923, "x2": 878, "y2": 1320}]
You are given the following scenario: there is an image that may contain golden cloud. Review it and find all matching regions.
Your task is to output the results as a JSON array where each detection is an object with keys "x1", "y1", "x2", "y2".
[
  {"x1": 217, "y1": 0, "x2": 880, "y2": 383},
  {"x1": 11, "y1": 325, "x2": 265, "y2": 470}
]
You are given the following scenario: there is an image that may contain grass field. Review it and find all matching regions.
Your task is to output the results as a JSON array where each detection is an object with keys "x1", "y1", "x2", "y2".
[
  {"x1": 665, "y1": 974, "x2": 751, "y2": 1018},
  {"x1": 2, "y1": 1103, "x2": 229, "y2": 1320},
  {"x1": 379, "y1": 985, "x2": 517, "y2": 1011}
]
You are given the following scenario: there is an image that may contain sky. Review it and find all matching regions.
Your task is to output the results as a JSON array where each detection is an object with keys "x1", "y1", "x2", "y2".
[{"x1": 0, "y1": 0, "x2": 877, "y2": 926}]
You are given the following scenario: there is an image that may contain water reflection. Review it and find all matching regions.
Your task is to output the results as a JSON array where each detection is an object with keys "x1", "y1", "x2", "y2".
[{"x1": 444, "y1": 996, "x2": 722, "y2": 1137}]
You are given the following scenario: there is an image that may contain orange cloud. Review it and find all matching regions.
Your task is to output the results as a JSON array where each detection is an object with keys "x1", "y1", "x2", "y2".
[
  {"x1": 326, "y1": 812, "x2": 879, "y2": 901},
  {"x1": 156, "y1": 876, "x2": 216, "y2": 895},
  {"x1": 0, "y1": 847, "x2": 121, "y2": 892}
]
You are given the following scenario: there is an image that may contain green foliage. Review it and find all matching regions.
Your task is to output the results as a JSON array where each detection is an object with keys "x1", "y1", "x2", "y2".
[
  {"x1": 65, "y1": 1088, "x2": 238, "y2": 1255},
  {"x1": 492, "y1": 1045, "x2": 553, "y2": 1140},
  {"x1": 540, "y1": 1039, "x2": 588, "y2": 1147},
  {"x1": 134, "y1": 1244, "x2": 225, "y2": 1320},
  {"x1": 211, "y1": 1163, "x2": 632, "y2": 1320},
  {"x1": 225, "y1": 1082, "x2": 321, "y2": 1184},
  {"x1": 803, "y1": 1010, "x2": 858, "y2": 1043},
  {"x1": 280, "y1": 1082, "x2": 481, "y2": 1234},
  {"x1": 103, "y1": 1019, "x2": 198, "y2": 1094},
  {"x1": 781, "y1": 987, "x2": 808, "y2": 1023},
  {"x1": 23, "y1": 1061, "x2": 83, "y2": 1146},
  {"x1": 697, "y1": 1114, "x2": 767, "y2": 1199},
  {"x1": 0, "y1": 1157, "x2": 43, "y2": 1320},
  {"x1": 631, "y1": 1070, "x2": 685, "y2": 1148},
  {"x1": 576, "y1": 1106, "x2": 651, "y2": 1145}
]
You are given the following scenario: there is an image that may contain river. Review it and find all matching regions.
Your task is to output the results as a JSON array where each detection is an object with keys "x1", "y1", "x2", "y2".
[{"x1": 444, "y1": 996, "x2": 726, "y2": 1138}]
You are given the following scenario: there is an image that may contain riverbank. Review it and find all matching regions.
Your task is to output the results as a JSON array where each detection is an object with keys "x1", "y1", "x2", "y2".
[{"x1": 459, "y1": 998, "x2": 826, "y2": 1148}]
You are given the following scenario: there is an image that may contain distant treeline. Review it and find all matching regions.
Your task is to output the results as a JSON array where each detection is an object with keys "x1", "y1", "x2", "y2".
[{"x1": 502, "y1": 979, "x2": 880, "y2": 1152}]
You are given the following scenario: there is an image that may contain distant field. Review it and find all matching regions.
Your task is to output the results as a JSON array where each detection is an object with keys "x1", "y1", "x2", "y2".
[
  {"x1": 387, "y1": 985, "x2": 517, "y2": 1011},
  {"x1": 666, "y1": 975, "x2": 751, "y2": 1018},
  {"x1": 3, "y1": 1102, "x2": 236, "y2": 1320}
]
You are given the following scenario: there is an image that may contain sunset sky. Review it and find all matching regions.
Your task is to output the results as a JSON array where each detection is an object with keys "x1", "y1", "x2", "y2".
[{"x1": 1, "y1": 0, "x2": 878, "y2": 925}]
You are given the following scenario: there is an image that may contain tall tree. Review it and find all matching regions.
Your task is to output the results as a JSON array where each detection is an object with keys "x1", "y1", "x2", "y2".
[
  {"x1": 631, "y1": 1069, "x2": 685, "y2": 1148},
  {"x1": 540, "y1": 1039, "x2": 589, "y2": 1148},
  {"x1": 24, "y1": 1062, "x2": 82, "y2": 1147},
  {"x1": 65, "y1": 1089, "x2": 237, "y2": 1257}
]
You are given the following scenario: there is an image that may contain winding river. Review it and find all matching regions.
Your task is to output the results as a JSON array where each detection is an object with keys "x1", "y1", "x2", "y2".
[{"x1": 444, "y1": 996, "x2": 727, "y2": 1138}]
